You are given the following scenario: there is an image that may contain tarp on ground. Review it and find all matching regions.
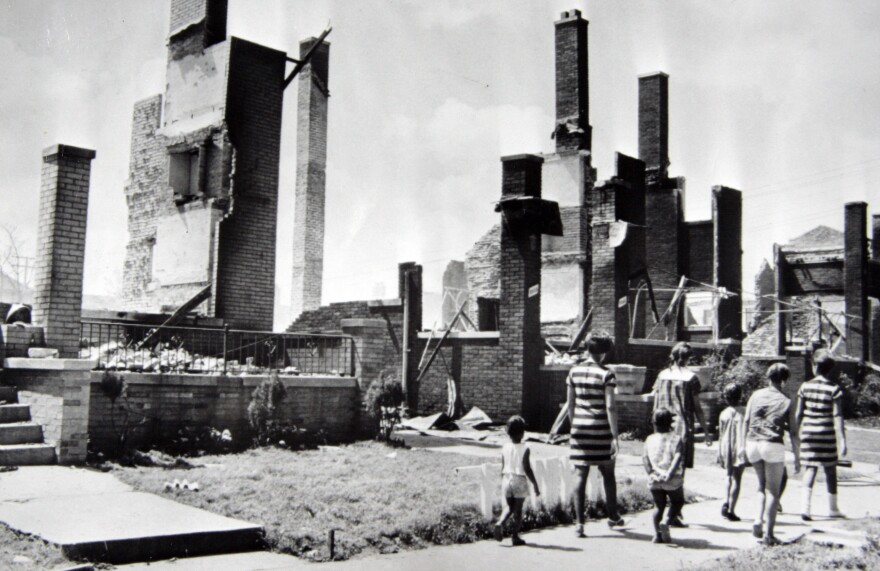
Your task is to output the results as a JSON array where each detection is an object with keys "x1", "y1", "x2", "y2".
[
  {"x1": 399, "y1": 412, "x2": 450, "y2": 432},
  {"x1": 452, "y1": 406, "x2": 493, "y2": 431}
]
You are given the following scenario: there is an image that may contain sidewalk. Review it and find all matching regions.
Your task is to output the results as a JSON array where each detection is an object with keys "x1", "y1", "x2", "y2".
[{"x1": 120, "y1": 435, "x2": 880, "y2": 570}]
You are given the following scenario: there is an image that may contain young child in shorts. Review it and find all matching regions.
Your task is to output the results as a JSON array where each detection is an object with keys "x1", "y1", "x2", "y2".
[
  {"x1": 494, "y1": 415, "x2": 540, "y2": 546},
  {"x1": 717, "y1": 383, "x2": 748, "y2": 521},
  {"x1": 643, "y1": 408, "x2": 684, "y2": 543}
]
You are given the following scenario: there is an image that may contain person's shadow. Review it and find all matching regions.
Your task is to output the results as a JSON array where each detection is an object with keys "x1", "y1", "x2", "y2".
[{"x1": 509, "y1": 542, "x2": 583, "y2": 552}]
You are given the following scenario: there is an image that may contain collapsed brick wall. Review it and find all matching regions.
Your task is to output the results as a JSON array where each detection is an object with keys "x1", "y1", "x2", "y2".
[
  {"x1": 214, "y1": 38, "x2": 285, "y2": 330},
  {"x1": 409, "y1": 341, "x2": 505, "y2": 418}
]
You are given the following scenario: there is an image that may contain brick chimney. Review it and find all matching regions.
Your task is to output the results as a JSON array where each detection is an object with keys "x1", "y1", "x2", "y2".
[
  {"x1": 638, "y1": 72, "x2": 669, "y2": 179},
  {"x1": 498, "y1": 154, "x2": 544, "y2": 420},
  {"x1": 168, "y1": 0, "x2": 228, "y2": 60},
  {"x1": 844, "y1": 202, "x2": 868, "y2": 360},
  {"x1": 32, "y1": 145, "x2": 95, "y2": 358},
  {"x1": 713, "y1": 186, "x2": 743, "y2": 340},
  {"x1": 554, "y1": 10, "x2": 591, "y2": 153},
  {"x1": 291, "y1": 38, "x2": 331, "y2": 320}
]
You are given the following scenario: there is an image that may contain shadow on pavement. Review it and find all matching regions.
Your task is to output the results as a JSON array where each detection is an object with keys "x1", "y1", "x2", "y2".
[{"x1": 512, "y1": 542, "x2": 583, "y2": 552}]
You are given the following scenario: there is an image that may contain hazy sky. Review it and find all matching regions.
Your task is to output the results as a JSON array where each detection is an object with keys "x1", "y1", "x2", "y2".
[{"x1": 1, "y1": 0, "x2": 878, "y2": 328}]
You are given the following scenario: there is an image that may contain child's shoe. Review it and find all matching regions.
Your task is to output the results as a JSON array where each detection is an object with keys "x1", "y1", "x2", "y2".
[
  {"x1": 511, "y1": 536, "x2": 526, "y2": 546},
  {"x1": 667, "y1": 516, "x2": 688, "y2": 528},
  {"x1": 721, "y1": 503, "x2": 729, "y2": 518},
  {"x1": 762, "y1": 535, "x2": 782, "y2": 547},
  {"x1": 652, "y1": 533, "x2": 666, "y2": 544},
  {"x1": 725, "y1": 511, "x2": 741, "y2": 522},
  {"x1": 659, "y1": 523, "x2": 671, "y2": 543},
  {"x1": 493, "y1": 524, "x2": 503, "y2": 542},
  {"x1": 607, "y1": 516, "x2": 625, "y2": 529},
  {"x1": 574, "y1": 523, "x2": 586, "y2": 538},
  {"x1": 752, "y1": 522, "x2": 764, "y2": 539}
]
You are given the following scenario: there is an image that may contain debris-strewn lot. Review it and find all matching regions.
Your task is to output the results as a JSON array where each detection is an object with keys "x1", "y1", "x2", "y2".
[
  {"x1": 113, "y1": 441, "x2": 657, "y2": 561},
  {"x1": 0, "y1": 524, "x2": 67, "y2": 570}
]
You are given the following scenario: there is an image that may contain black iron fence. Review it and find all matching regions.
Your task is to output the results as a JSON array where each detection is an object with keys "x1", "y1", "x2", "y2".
[{"x1": 80, "y1": 321, "x2": 355, "y2": 376}]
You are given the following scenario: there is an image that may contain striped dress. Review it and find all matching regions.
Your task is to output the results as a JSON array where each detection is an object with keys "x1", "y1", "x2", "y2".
[
  {"x1": 567, "y1": 358, "x2": 616, "y2": 466},
  {"x1": 798, "y1": 375, "x2": 843, "y2": 467},
  {"x1": 652, "y1": 366, "x2": 701, "y2": 469}
]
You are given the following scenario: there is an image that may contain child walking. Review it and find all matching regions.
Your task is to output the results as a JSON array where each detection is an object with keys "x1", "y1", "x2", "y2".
[
  {"x1": 643, "y1": 408, "x2": 685, "y2": 543},
  {"x1": 494, "y1": 416, "x2": 540, "y2": 546},
  {"x1": 717, "y1": 383, "x2": 748, "y2": 521}
]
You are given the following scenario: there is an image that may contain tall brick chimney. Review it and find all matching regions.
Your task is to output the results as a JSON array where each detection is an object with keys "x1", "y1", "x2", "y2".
[
  {"x1": 844, "y1": 202, "x2": 869, "y2": 360},
  {"x1": 168, "y1": 0, "x2": 228, "y2": 60},
  {"x1": 554, "y1": 10, "x2": 591, "y2": 153},
  {"x1": 291, "y1": 38, "x2": 331, "y2": 320},
  {"x1": 498, "y1": 154, "x2": 544, "y2": 420},
  {"x1": 713, "y1": 186, "x2": 743, "y2": 340},
  {"x1": 638, "y1": 72, "x2": 669, "y2": 179},
  {"x1": 32, "y1": 145, "x2": 95, "y2": 358}
]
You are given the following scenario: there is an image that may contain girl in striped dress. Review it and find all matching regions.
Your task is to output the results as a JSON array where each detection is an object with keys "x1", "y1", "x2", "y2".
[
  {"x1": 567, "y1": 332, "x2": 624, "y2": 537},
  {"x1": 795, "y1": 349, "x2": 847, "y2": 520}
]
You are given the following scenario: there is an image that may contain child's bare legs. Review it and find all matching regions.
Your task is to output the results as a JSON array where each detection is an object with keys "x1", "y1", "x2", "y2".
[
  {"x1": 494, "y1": 493, "x2": 513, "y2": 541},
  {"x1": 509, "y1": 498, "x2": 525, "y2": 542},
  {"x1": 650, "y1": 489, "x2": 668, "y2": 540},
  {"x1": 574, "y1": 467, "x2": 590, "y2": 526},
  {"x1": 668, "y1": 486, "x2": 685, "y2": 525},
  {"x1": 728, "y1": 466, "x2": 745, "y2": 516}
]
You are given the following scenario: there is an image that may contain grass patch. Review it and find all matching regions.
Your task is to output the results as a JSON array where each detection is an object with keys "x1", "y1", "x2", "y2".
[
  {"x1": 0, "y1": 523, "x2": 68, "y2": 570},
  {"x1": 691, "y1": 518, "x2": 880, "y2": 571},
  {"x1": 113, "y1": 442, "x2": 661, "y2": 561}
]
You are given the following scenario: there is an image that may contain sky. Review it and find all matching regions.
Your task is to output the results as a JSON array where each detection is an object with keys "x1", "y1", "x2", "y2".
[{"x1": 0, "y1": 0, "x2": 878, "y2": 329}]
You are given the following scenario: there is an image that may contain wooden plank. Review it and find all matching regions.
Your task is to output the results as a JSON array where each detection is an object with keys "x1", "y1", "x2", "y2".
[
  {"x1": 136, "y1": 285, "x2": 211, "y2": 349},
  {"x1": 567, "y1": 308, "x2": 593, "y2": 352}
]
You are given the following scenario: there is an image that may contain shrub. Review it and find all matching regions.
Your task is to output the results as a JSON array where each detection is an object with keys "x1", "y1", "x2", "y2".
[
  {"x1": 100, "y1": 371, "x2": 126, "y2": 401},
  {"x1": 364, "y1": 369, "x2": 404, "y2": 442},
  {"x1": 710, "y1": 357, "x2": 767, "y2": 404},
  {"x1": 248, "y1": 371, "x2": 288, "y2": 446},
  {"x1": 856, "y1": 374, "x2": 880, "y2": 416}
]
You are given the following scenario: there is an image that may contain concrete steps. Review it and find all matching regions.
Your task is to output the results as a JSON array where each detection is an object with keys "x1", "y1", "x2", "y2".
[
  {"x1": 0, "y1": 386, "x2": 18, "y2": 404},
  {"x1": 0, "y1": 422, "x2": 44, "y2": 445},
  {"x1": 0, "y1": 404, "x2": 30, "y2": 423},
  {"x1": 0, "y1": 386, "x2": 56, "y2": 466},
  {"x1": 0, "y1": 443, "x2": 57, "y2": 465}
]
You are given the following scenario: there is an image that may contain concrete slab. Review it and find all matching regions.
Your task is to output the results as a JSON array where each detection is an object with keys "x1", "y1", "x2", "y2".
[
  {"x1": 0, "y1": 467, "x2": 263, "y2": 564},
  {"x1": 0, "y1": 466, "x2": 131, "y2": 501}
]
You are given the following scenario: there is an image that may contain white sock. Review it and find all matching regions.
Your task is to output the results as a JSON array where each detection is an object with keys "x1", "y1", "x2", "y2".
[
  {"x1": 829, "y1": 493, "x2": 843, "y2": 516},
  {"x1": 801, "y1": 486, "x2": 812, "y2": 516}
]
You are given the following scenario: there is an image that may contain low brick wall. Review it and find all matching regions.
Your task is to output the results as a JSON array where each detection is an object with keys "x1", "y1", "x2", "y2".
[
  {"x1": 3, "y1": 361, "x2": 361, "y2": 461},
  {"x1": 88, "y1": 372, "x2": 360, "y2": 453}
]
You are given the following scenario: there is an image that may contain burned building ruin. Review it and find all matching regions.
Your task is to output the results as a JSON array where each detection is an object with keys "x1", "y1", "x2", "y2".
[{"x1": 122, "y1": 0, "x2": 329, "y2": 331}]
